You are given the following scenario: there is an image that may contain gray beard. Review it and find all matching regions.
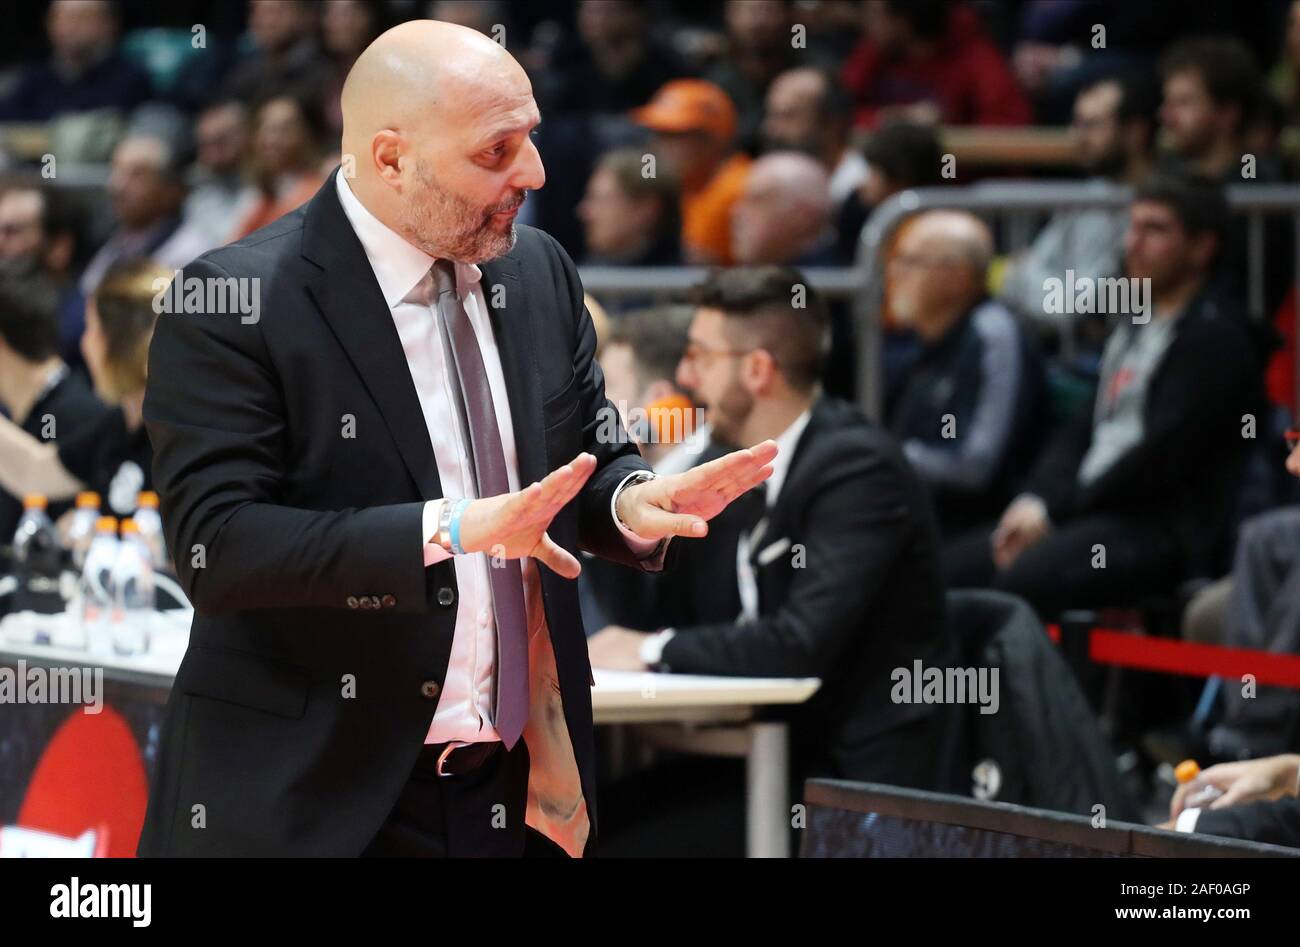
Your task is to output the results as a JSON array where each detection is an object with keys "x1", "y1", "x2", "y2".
[{"x1": 398, "y1": 164, "x2": 521, "y2": 263}]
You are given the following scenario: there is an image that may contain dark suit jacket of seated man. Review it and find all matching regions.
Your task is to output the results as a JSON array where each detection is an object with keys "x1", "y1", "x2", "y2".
[{"x1": 643, "y1": 395, "x2": 958, "y2": 789}]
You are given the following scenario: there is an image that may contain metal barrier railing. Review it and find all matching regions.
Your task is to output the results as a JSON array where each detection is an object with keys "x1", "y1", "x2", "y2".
[{"x1": 582, "y1": 180, "x2": 1300, "y2": 421}]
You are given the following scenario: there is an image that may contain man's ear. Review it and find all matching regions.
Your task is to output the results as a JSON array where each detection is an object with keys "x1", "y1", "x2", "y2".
[
  {"x1": 371, "y1": 130, "x2": 405, "y2": 188},
  {"x1": 744, "y1": 348, "x2": 779, "y2": 395}
]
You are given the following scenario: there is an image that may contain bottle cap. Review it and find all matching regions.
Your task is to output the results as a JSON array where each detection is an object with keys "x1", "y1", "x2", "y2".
[
  {"x1": 137, "y1": 491, "x2": 159, "y2": 508},
  {"x1": 95, "y1": 516, "x2": 119, "y2": 532},
  {"x1": 22, "y1": 494, "x2": 47, "y2": 509},
  {"x1": 1174, "y1": 759, "x2": 1201, "y2": 784},
  {"x1": 76, "y1": 492, "x2": 101, "y2": 508},
  {"x1": 120, "y1": 520, "x2": 139, "y2": 534}
]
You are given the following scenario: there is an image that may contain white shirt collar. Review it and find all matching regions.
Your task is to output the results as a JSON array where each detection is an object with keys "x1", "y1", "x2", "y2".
[
  {"x1": 333, "y1": 169, "x2": 482, "y2": 307},
  {"x1": 764, "y1": 407, "x2": 813, "y2": 505}
]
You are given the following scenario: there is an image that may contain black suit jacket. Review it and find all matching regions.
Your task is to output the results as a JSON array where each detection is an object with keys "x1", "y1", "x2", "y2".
[
  {"x1": 657, "y1": 397, "x2": 955, "y2": 785},
  {"x1": 137, "y1": 172, "x2": 656, "y2": 856}
]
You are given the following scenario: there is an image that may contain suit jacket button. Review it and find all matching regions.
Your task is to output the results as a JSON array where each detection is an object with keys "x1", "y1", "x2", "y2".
[
  {"x1": 359, "y1": 596, "x2": 372, "y2": 609},
  {"x1": 420, "y1": 680, "x2": 441, "y2": 700},
  {"x1": 346, "y1": 596, "x2": 359, "y2": 609},
  {"x1": 381, "y1": 594, "x2": 396, "y2": 608},
  {"x1": 437, "y1": 587, "x2": 455, "y2": 607}
]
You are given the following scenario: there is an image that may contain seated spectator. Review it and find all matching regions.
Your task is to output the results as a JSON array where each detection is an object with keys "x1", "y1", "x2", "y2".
[
  {"x1": 632, "y1": 79, "x2": 752, "y2": 265},
  {"x1": 0, "y1": 0, "x2": 152, "y2": 122},
  {"x1": 730, "y1": 151, "x2": 855, "y2": 398},
  {"x1": 0, "y1": 259, "x2": 167, "y2": 518},
  {"x1": 1166, "y1": 753, "x2": 1300, "y2": 848},
  {"x1": 999, "y1": 74, "x2": 1158, "y2": 349},
  {"x1": 1160, "y1": 36, "x2": 1290, "y2": 317},
  {"x1": 841, "y1": 0, "x2": 1032, "y2": 129},
  {"x1": 704, "y1": 0, "x2": 802, "y2": 154},
  {"x1": 598, "y1": 305, "x2": 697, "y2": 470},
  {"x1": 577, "y1": 148, "x2": 681, "y2": 267},
  {"x1": 1180, "y1": 437, "x2": 1300, "y2": 760},
  {"x1": 183, "y1": 100, "x2": 260, "y2": 249},
  {"x1": 0, "y1": 276, "x2": 107, "y2": 545},
  {"x1": 232, "y1": 94, "x2": 329, "y2": 241},
  {"x1": 219, "y1": 0, "x2": 331, "y2": 109},
  {"x1": 589, "y1": 266, "x2": 956, "y2": 791},
  {"x1": 761, "y1": 66, "x2": 868, "y2": 207},
  {"x1": 944, "y1": 176, "x2": 1263, "y2": 620},
  {"x1": 80, "y1": 133, "x2": 212, "y2": 295},
  {"x1": 835, "y1": 120, "x2": 945, "y2": 263},
  {"x1": 0, "y1": 180, "x2": 90, "y2": 370},
  {"x1": 886, "y1": 210, "x2": 1047, "y2": 537},
  {"x1": 730, "y1": 152, "x2": 838, "y2": 267},
  {"x1": 541, "y1": 0, "x2": 692, "y2": 116}
]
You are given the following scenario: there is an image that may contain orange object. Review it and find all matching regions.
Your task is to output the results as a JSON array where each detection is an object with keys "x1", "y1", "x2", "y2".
[
  {"x1": 22, "y1": 494, "x2": 48, "y2": 510},
  {"x1": 137, "y1": 491, "x2": 159, "y2": 509},
  {"x1": 75, "y1": 492, "x2": 101, "y2": 509},
  {"x1": 120, "y1": 519, "x2": 139, "y2": 535},
  {"x1": 95, "y1": 516, "x2": 118, "y2": 533},
  {"x1": 1174, "y1": 759, "x2": 1202, "y2": 784},
  {"x1": 631, "y1": 79, "x2": 738, "y2": 142},
  {"x1": 680, "y1": 152, "x2": 751, "y2": 265},
  {"x1": 647, "y1": 393, "x2": 699, "y2": 445}
]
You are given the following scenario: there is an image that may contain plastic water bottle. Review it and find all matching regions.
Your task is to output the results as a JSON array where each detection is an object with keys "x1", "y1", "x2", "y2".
[
  {"x1": 110, "y1": 520, "x2": 155, "y2": 656},
  {"x1": 66, "y1": 492, "x2": 101, "y2": 571},
  {"x1": 80, "y1": 517, "x2": 120, "y2": 654},
  {"x1": 12, "y1": 494, "x2": 64, "y2": 615},
  {"x1": 1174, "y1": 759, "x2": 1225, "y2": 809},
  {"x1": 132, "y1": 490, "x2": 168, "y2": 573}
]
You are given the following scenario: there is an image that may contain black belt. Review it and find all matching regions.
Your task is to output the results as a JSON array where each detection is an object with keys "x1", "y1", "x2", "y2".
[{"x1": 423, "y1": 741, "x2": 502, "y2": 777}]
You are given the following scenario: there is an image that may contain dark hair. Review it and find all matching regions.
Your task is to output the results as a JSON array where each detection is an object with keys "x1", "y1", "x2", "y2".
[
  {"x1": 1161, "y1": 37, "x2": 1264, "y2": 129},
  {"x1": 605, "y1": 305, "x2": 694, "y2": 390},
  {"x1": 861, "y1": 121, "x2": 944, "y2": 188},
  {"x1": 1133, "y1": 174, "x2": 1229, "y2": 257},
  {"x1": 804, "y1": 67, "x2": 854, "y2": 124},
  {"x1": 685, "y1": 265, "x2": 828, "y2": 391},
  {"x1": 253, "y1": 92, "x2": 329, "y2": 150},
  {"x1": 884, "y1": 0, "x2": 950, "y2": 39},
  {"x1": 0, "y1": 177, "x2": 88, "y2": 265},
  {"x1": 0, "y1": 275, "x2": 59, "y2": 362},
  {"x1": 92, "y1": 257, "x2": 172, "y2": 399},
  {"x1": 594, "y1": 148, "x2": 682, "y2": 241},
  {"x1": 1086, "y1": 71, "x2": 1162, "y2": 131}
]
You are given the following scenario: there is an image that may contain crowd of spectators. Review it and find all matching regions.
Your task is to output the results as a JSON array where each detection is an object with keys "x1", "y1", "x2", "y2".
[{"x1": 4, "y1": 0, "x2": 1300, "y2": 853}]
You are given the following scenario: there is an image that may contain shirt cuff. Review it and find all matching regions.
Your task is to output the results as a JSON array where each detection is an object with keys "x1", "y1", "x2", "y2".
[
  {"x1": 639, "y1": 628, "x2": 676, "y2": 668},
  {"x1": 611, "y1": 470, "x2": 664, "y2": 556},
  {"x1": 423, "y1": 499, "x2": 451, "y2": 567},
  {"x1": 1174, "y1": 807, "x2": 1202, "y2": 833}
]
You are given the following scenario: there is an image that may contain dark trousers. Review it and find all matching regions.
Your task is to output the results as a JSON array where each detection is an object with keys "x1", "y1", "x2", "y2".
[
  {"x1": 361, "y1": 739, "x2": 560, "y2": 857},
  {"x1": 942, "y1": 513, "x2": 1183, "y2": 619}
]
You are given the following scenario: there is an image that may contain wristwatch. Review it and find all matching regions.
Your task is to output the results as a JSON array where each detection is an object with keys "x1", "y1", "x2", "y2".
[{"x1": 614, "y1": 470, "x2": 658, "y2": 532}]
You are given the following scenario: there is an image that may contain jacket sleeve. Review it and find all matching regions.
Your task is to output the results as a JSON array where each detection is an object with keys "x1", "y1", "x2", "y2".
[
  {"x1": 659, "y1": 446, "x2": 915, "y2": 678},
  {"x1": 144, "y1": 255, "x2": 428, "y2": 616},
  {"x1": 1023, "y1": 390, "x2": 1095, "y2": 519},
  {"x1": 539, "y1": 231, "x2": 663, "y2": 571},
  {"x1": 1193, "y1": 796, "x2": 1300, "y2": 848}
]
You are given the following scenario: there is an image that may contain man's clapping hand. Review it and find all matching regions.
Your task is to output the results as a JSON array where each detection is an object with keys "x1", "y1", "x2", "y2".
[{"x1": 455, "y1": 440, "x2": 778, "y2": 581}]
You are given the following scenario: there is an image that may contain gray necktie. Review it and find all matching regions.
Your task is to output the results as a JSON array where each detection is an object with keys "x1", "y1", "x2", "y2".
[{"x1": 430, "y1": 260, "x2": 530, "y2": 749}]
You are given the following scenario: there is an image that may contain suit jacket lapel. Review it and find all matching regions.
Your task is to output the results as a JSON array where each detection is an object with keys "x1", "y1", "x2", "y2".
[
  {"x1": 479, "y1": 255, "x2": 548, "y2": 486},
  {"x1": 300, "y1": 176, "x2": 441, "y2": 501}
]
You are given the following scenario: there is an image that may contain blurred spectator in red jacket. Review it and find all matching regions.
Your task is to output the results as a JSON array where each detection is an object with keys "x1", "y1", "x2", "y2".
[
  {"x1": 841, "y1": 0, "x2": 1032, "y2": 129},
  {"x1": 232, "y1": 94, "x2": 328, "y2": 241}
]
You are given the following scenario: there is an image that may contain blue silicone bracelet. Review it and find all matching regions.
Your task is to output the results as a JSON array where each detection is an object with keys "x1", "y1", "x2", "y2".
[{"x1": 449, "y1": 498, "x2": 472, "y2": 555}]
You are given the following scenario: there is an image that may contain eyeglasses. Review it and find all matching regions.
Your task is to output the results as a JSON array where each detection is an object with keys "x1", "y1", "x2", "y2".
[{"x1": 681, "y1": 340, "x2": 756, "y2": 365}]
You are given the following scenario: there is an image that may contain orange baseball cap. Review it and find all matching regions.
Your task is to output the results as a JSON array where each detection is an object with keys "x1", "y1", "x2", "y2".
[{"x1": 631, "y1": 79, "x2": 737, "y2": 142}]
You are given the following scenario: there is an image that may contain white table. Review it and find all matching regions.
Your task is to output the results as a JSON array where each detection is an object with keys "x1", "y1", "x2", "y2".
[
  {"x1": 592, "y1": 669, "x2": 819, "y2": 857},
  {"x1": 2, "y1": 612, "x2": 819, "y2": 857}
]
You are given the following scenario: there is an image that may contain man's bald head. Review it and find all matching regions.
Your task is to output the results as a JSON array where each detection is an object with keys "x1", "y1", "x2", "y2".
[
  {"x1": 889, "y1": 210, "x2": 994, "y2": 336},
  {"x1": 731, "y1": 152, "x2": 832, "y2": 265},
  {"x1": 339, "y1": 20, "x2": 544, "y2": 262}
]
